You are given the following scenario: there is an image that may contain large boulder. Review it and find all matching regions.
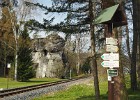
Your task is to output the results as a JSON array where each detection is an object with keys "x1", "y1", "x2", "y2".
[
  {"x1": 45, "y1": 33, "x2": 65, "y2": 53},
  {"x1": 32, "y1": 33, "x2": 66, "y2": 78}
]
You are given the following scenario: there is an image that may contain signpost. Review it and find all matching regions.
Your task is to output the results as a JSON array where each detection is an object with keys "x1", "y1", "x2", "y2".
[
  {"x1": 101, "y1": 53, "x2": 119, "y2": 61},
  {"x1": 94, "y1": 2, "x2": 127, "y2": 99},
  {"x1": 100, "y1": 37, "x2": 119, "y2": 100},
  {"x1": 107, "y1": 69, "x2": 118, "y2": 77},
  {"x1": 7, "y1": 63, "x2": 11, "y2": 89},
  {"x1": 106, "y1": 45, "x2": 119, "y2": 52},
  {"x1": 106, "y1": 37, "x2": 118, "y2": 45},
  {"x1": 101, "y1": 61, "x2": 119, "y2": 68}
]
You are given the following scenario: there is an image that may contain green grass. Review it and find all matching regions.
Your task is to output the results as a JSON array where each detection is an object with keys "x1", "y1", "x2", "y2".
[
  {"x1": 0, "y1": 77, "x2": 61, "y2": 89},
  {"x1": 127, "y1": 89, "x2": 140, "y2": 100},
  {"x1": 33, "y1": 76, "x2": 140, "y2": 100},
  {"x1": 33, "y1": 82, "x2": 108, "y2": 100},
  {"x1": 1, "y1": 75, "x2": 140, "y2": 100}
]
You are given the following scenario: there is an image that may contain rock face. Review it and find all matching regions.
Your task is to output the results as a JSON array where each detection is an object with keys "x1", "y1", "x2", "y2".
[
  {"x1": 45, "y1": 34, "x2": 65, "y2": 52},
  {"x1": 32, "y1": 33, "x2": 65, "y2": 78}
]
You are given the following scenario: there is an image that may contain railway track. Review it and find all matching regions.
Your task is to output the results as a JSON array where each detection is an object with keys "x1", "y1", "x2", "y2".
[{"x1": 0, "y1": 76, "x2": 91, "y2": 99}]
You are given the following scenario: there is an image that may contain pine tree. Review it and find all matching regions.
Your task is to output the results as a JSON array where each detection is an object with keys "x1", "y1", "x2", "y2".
[
  {"x1": 17, "y1": 26, "x2": 35, "y2": 82},
  {"x1": 17, "y1": 47, "x2": 34, "y2": 81}
]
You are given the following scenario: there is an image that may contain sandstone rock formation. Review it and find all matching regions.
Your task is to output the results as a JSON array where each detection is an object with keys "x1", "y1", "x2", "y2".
[{"x1": 32, "y1": 33, "x2": 65, "y2": 78}]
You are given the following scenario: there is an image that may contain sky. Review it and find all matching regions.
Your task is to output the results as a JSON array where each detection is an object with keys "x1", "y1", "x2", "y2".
[
  {"x1": 29, "y1": 0, "x2": 66, "y2": 39},
  {"x1": 36, "y1": 0, "x2": 66, "y2": 24}
]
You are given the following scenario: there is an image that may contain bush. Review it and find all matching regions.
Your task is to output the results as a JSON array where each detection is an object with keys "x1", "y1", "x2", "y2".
[{"x1": 81, "y1": 57, "x2": 91, "y2": 74}]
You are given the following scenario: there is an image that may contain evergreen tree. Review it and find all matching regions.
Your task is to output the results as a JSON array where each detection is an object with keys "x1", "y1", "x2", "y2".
[
  {"x1": 17, "y1": 47, "x2": 34, "y2": 81},
  {"x1": 17, "y1": 26, "x2": 35, "y2": 82}
]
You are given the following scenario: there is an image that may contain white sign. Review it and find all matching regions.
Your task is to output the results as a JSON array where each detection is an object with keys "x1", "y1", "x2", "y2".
[
  {"x1": 106, "y1": 45, "x2": 119, "y2": 52},
  {"x1": 101, "y1": 53, "x2": 119, "y2": 61},
  {"x1": 7, "y1": 63, "x2": 11, "y2": 68},
  {"x1": 107, "y1": 69, "x2": 118, "y2": 77},
  {"x1": 106, "y1": 37, "x2": 118, "y2": 45},
  {"x1": 108, "y1": 76, "x2": 112, "y2": 81},
  {"x1": 101, "y1": 61, "x2": 119, "y2": 68}
]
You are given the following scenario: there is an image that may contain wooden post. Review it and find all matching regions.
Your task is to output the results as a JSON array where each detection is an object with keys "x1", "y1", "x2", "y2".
[{"x1": 107, "y1": 23, "x2": 114, "y2": 100}]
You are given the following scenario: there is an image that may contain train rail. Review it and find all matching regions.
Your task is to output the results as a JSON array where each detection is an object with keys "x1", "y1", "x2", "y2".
[{"x1": 0, "y1": 76, "x2": 91, "y2": 98}]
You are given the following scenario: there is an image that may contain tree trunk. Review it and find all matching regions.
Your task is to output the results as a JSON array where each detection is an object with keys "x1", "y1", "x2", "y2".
[
  {"x1": 137, "y1": 28, "x2": 140, "y2": 87},
  {"x1": 135, "y1": 0, "x2": 140, "y2": 89},
  {"x1": 125, "y1": 26, "x2": 131, "y2": 60},
  {"x1": 113, "y1": 28, "x2": 128, "y2": 100},
  {"x1": 76, "y1": 32, "x2": 80, "y2": 75},
  {"x1": 4, "y1": 36, "x2": 7, "y2": 77},
  {"x1": 130, "y1": 0, "x2": 139, "y2": 91},
  {"x1": 89, "y1": 0, "x2": 100, "y2": 100}
]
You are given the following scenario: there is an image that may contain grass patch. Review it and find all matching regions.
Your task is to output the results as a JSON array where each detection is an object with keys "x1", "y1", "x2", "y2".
[
  {"x1": 33, "y1": 76, "x2": 140, "y2": 100},
  {"x1": 1, "y1": 75, "x2": 140, "y2": 100},
  {"x1": 33, "y1": 82, "x2": 108, "y2": 100},
  {"x1": 125, "y1": 75, "x2": 140, "y2": 99},
  {"x1": 127, "y1": 88, "x2": 140, "y2": 100},
  {"x1": 0, "y1": 77, "x2": 61, "y2": 89}
]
